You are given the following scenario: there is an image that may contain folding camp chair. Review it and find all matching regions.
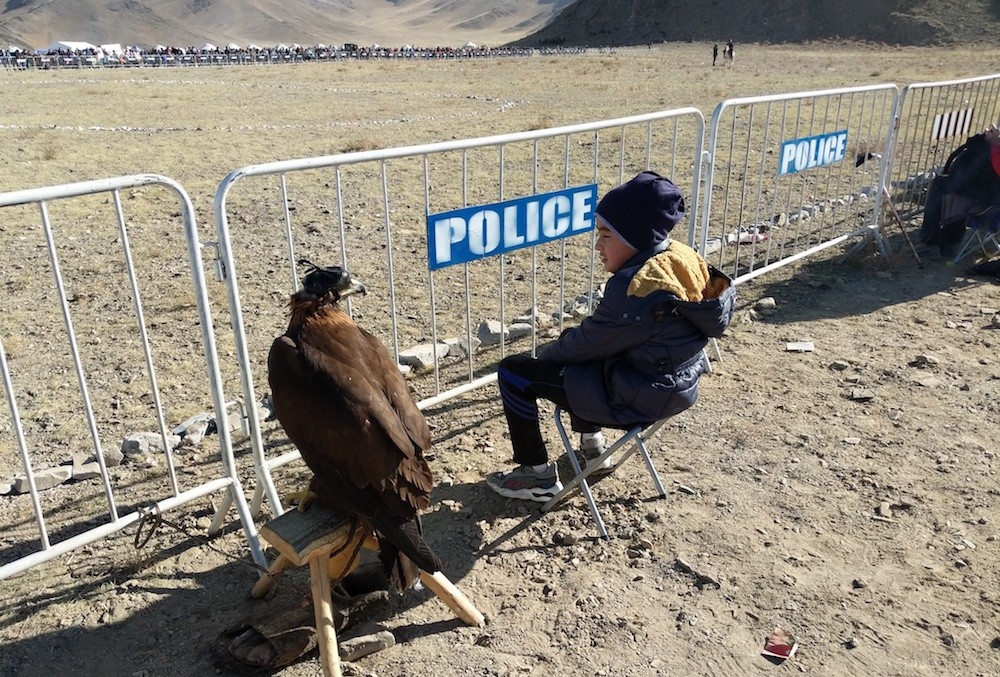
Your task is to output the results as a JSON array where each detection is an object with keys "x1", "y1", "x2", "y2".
[
  {"x1": 952, "y1": 206, "x2": 1000, "y2": 264},
  {"x1": 541, "y1": 406, "x2": 668, "y2": 539}
]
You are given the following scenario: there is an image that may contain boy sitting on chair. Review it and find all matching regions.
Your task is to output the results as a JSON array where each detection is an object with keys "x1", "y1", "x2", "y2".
[{"x1": 486, "y1": 171, "x2": 736, "y2": 502}]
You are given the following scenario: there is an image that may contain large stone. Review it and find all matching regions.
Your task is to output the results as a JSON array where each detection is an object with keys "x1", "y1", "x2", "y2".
[
  {"x1": 514, "y1": 307, "x2": 553, "y2": 330},
  {"x1": 507, "y1": 322, "x2": 533, "y2": 340},
  {"x1": 172, "y1": 412, "x2": 212, "y2": 437},
  {"x1": 178, "y1": 419, "x2": 210, "y2": 447},
  {"x1": 444, "y1": 335, "x2": 481, "y2": 358},
  {"x1": 477, "y1": 320, "x2": 509, "y2": 346},
  {"x1": 12, "y1": 465, "x2": 73, "y2": 493},
  {"x1": 121, "y1": 431, "x2": 182, "y2": 456},
  {"x1": 72, "y1": 454, "x2": 103, "y2": 481},
  {"x1": 398, "y1": 342, "x2": 449, "y2": 370},
  {"x1": 339, "y1": 630, "x2": 395, "y2": 661}
]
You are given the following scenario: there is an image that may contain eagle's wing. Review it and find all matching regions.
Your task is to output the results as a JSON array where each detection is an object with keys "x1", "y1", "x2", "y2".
[
  {"x1": 357, "y1": 326, "x2": 432, "y2": 443},
  {"x1": 267, "y1": 318, "x2": 432, "y2": 513}
]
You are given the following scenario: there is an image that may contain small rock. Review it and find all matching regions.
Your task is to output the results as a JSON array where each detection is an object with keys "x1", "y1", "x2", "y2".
[
  {"x1": 911, "y1": 354, "x2": 940, "y2": 367},
  {"x1": 877, "y1": 502, "x2": 892, "y2": 518},
  {"x1": 829, "y1": 360, "x2": 850, "y2": 371},
  {"x1": 785, "y1": 341, "x2": 814, "y2": 352},
  {"x1": 626, "y1": 547, "x2": 647, "y2": 559},
  {"x1": 101, "y1": 448, "x2": 126, "y2": 467},
  {"x1": 852, "y1": 578, "x2": 868, "y2": 589},
  {"x1": 851, "y1": 389, "x2": 876, "y2": 401},
  {"x1": 845, "y1": 636, "x2": 860, "y2": 649},
  {"x1": 338, "y1": 630, "x2": 395, "y2": 662}
]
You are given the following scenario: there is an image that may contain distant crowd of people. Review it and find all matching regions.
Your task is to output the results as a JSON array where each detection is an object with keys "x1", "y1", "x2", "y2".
[{"x1": 0, "y1": 42, "x2": 589, "y2": 69}]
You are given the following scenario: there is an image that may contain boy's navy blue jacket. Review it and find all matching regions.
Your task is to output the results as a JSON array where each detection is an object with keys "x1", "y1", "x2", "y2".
[{"x1": 539, "y1": 239, "x2": 736, "y2": 427}]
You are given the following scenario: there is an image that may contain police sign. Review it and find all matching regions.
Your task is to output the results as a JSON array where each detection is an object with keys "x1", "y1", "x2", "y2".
[
  {"x1": 779, "y1": 129, "x2": 848, "y2": 175},
  {"x1": 426, "y1": 184, "x2": 597, "y2": 270}
]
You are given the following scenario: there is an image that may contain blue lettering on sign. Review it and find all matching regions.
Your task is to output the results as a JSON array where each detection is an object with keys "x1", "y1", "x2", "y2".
[
  {"x1": 426, "y1": 184, "x2": 597, "y2": 270},
  {"x1": 778, "y1": 129, "x2": 849, "y2": 175}
]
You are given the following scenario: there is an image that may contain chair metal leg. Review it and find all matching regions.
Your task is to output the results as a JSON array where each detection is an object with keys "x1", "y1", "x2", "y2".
[
  {"x1": 954, "y1": 224, "x2": 1000, "y2": 264},
  {"x1": 634, "y1": 421, "x2": 668, "y2": 498},
  {"x1": 543, "y1": 407, "x2": 669, "y2": 539},
  {"x1": 952, "y1": 229, "x2": 982, "y2": 264},
  {"x1": 545, "y1": 409, "x2": 608, "y2": 538}
]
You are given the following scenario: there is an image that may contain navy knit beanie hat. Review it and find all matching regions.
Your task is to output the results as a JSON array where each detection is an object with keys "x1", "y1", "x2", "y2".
[{"x1": 595, "y1": 171, "x2": 685, "y2": 251}]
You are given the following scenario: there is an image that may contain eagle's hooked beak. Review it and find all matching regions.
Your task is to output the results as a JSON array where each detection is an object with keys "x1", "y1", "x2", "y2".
[{"x1": 341, "y1": 276, "x2": 367, "y2": 299}]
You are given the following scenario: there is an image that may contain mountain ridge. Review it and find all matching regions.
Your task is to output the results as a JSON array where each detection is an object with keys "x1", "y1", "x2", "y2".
[
  {"x1": 1, "y1": 0, "x2": 997, "y2": 51},
  {"x1": 519, "y1": 0, "x2": 1000, "y2": 47},
  {"x1": 0, "y1": 0, "x2": 575, "y2": 50}
]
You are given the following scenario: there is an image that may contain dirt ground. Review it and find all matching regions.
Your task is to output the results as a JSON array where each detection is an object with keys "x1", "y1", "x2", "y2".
[
  {"x1": 3, "y1": 240, "x2": 999, "y2": 677},
  {"x1": 1, "y1": 44, "x2": 999, "y2": 677}
]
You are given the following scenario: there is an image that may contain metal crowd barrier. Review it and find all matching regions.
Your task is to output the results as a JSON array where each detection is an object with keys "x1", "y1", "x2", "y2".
[
  {"x1": 0, "y1": 175, "x2": 266, "y2": 580},
  {"x1": 3, "y1": 72, "x2": 997, "y2": 582},
  {"x1": 700, "y1": 84, "x2": 899, "y2": 283},
  {"x1": 883, "y1": 74, "x2": 1000, "y2": 239},
  {"x1": 210, "y1": 108, "x2": 705, "y2": 518}
]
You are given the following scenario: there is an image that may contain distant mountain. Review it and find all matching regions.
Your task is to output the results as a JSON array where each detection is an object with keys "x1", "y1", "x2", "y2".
[
  {"x1": 0, "y1": 0, "x2": 575, "y2": 51},
  {"x1": 2, "y1": 0, "x2": 997, "y2": 51},
  {"x1": 515, "y1": 0, "x2": 1000, "y2": 47}
]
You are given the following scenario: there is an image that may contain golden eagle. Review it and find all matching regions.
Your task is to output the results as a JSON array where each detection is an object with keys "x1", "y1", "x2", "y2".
[{"x1": 267, "y1": 260, "x2": 442, "y2": 591}]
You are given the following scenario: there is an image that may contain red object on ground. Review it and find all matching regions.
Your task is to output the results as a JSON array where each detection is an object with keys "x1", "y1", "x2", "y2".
[{"x1": 762, "y1": 627, "x2": 798, "y2": 659}]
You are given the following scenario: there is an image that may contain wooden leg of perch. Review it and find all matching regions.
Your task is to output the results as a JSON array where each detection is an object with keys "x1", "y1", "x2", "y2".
[
  {"x1": 250, "y1": 553, "x2": 293, "y2": 599},
  {"x1": 309, "y1": 550, "x2": 342, "y2": 677},
  {"x1": 419, "y1": 570, "x2": 485, "y2": 627}
]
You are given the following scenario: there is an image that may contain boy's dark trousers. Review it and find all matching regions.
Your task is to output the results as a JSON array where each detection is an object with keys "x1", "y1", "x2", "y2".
[{"x1": 497, "y1": 353, "x2": 600, "y2": 466}]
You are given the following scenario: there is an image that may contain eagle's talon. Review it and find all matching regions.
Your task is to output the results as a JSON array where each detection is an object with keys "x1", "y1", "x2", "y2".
[{"x1": 285, "y1": 488, "x2": 316, "y2": 512}]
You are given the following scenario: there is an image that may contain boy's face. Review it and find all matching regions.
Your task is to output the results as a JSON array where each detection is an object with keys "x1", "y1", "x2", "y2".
[{"x1": 595, "y1": 223, "x2": 636, "y2": 273}]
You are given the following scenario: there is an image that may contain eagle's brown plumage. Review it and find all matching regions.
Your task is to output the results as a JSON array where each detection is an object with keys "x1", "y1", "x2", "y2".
[{"x1": 267, "y1": 262, "x2": 442, "y2": 591}]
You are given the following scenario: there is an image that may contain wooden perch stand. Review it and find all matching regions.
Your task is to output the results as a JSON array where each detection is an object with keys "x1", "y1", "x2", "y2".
[{"x1": 253, "y1": 506, "x2": 484, "y2": 677}]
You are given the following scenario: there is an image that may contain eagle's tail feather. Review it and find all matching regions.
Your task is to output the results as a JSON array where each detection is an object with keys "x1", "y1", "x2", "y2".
[{"x1": 373, "y1": 514, "x2": 442, "y2": 591}]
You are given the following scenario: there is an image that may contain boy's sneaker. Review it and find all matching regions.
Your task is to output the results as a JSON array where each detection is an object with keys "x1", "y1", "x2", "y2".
[
  {"x1": 579, "y1": 433, "x2": 614, "y2": 474},
  {"x1": 485, "y1": 464, "x2": 563, "y2": 502}
]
